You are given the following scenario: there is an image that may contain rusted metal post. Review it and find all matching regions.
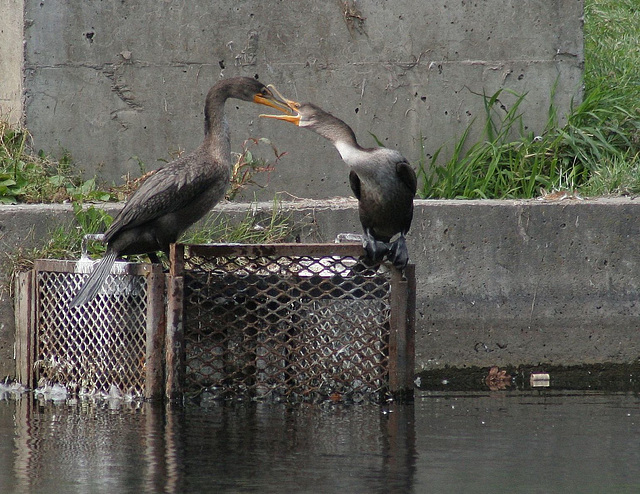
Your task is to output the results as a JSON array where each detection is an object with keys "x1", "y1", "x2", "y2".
[
  {"x1": 165, "y1": 275, "x2": 184, "y2": 401},
  {"x1": 389, "y1": 264, "x2": 415, "y2": 401},
  {"x1": 166, "y1": 244, "x2": 185, "y2": 401},
  {"x1": 145, "y1": 265, "x2": 166, "y2": 401},
  {"x1": 406, "y1": 264, "x2": 416, "y2": 393},
  {"x1": 14, "y1": 270, "x2": 35, "y2": 389},
  {"x1": 170, "y1": 243, "x2": 185, "y2": 277},
  {"x1": 186, "y1": 242, "x2": 365, "y2": 260}
]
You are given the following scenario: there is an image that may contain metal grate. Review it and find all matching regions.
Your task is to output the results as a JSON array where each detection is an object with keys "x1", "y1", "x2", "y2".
[
  {"x1": 166, "y1": 243, "x2": 415, "y2": 403},
  {"x1": 15, "y1": 243, "x2": 414, "y2": 403},
  {"x1": 15, "y1": 260, "x2": 165, "y2": 399}
]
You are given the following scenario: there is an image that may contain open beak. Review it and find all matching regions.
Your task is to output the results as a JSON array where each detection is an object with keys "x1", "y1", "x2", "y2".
[
  {"x1": 259, "y1": 85, "x2": 301, "y2": 125},
  {"x1": 253, "y1": 90, "x2": 293, "y2": 115}
]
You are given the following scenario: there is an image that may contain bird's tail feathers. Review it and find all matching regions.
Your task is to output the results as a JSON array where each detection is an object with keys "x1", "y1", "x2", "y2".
[{"x1": 69, "y1": 250, "x2": 118, "y2": 308}]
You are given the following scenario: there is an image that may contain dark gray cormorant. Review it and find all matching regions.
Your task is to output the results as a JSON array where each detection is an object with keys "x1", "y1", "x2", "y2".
[
  {"x1": 262, "y1": 100, "x2": 417, "y2": 269},
  {"x1": 70, "y1": 77, "x2": 291, "y2": 307}
]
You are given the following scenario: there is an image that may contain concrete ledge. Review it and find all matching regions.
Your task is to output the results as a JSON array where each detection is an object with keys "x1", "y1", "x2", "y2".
[{"x1": 2, "y1": 197, "x2": 639, "y2": 379}]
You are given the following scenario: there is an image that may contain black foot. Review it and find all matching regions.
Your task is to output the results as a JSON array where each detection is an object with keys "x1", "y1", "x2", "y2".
[
  {"x1": 363, "y1": 230, "x2": 389, "y2": 263},
  {"x1": 387, "y1": 236, "x2": 409, "y2": 270}
]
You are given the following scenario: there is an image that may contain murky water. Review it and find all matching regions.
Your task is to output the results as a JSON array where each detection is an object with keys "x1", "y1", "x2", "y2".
[{"x1": 1, "y1": 390, "x2": 640, "y2": 493}]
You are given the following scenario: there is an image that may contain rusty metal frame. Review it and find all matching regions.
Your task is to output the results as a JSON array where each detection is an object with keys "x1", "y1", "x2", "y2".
[
  {"x1": 16, "y1": 259, "x2": 166, "y2": 400},
  {"x1": 15, "y1": 270, "x2": 36, "y2": 390},
  {"x1": 166, "y1": 242, "x2": 415, "y2": 401},
  {"x1": 16, "y1": 242, "x2": 415, "y2": 403}
]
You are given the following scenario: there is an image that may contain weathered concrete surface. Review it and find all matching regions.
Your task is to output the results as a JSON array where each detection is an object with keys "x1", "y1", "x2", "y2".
[
  {"x1": 411, "y1": 198, "x2": 640, "y2": 371},
  {"x1": 2, "y1": 197, "x2": 640, "y2": 379},
  {"x1": 7, "y1": 0, "x2": 583, "y2": 198},
  {"x1": 0, "y1": 0, "x2": 23, "y2": 125}
]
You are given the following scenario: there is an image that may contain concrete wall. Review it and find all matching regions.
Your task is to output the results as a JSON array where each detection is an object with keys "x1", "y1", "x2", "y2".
[
  {"x1": 0, "y1": 0, "x2": 24, "y2": 125},
  {"x1": 2, "y1": 198, "x2": 640, "y2": 379},
  {"x1": 0, "y1": 0, "x2": 591, "y2": 380},
  {"x1": 4, "y1": 0, "x2": 583, "y2": 199}
]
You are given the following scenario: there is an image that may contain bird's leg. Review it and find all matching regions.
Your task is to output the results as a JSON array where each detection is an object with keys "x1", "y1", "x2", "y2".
[
  {"x1": 363, "y1": 229, "x2": 389, "y2": 263},
  {"x1": 387, "y1": 234, "x2": 409, "y2": 271},
  {"x1": 147, "y1": 252, "x2": 162, "y2": 264},
  {"x1": 351, "y1": 229, "x2": 388, "y2": 274}
]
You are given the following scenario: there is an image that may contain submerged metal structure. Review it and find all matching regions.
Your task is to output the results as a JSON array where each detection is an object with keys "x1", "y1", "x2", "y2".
[
  {"x1": 167, "y1": 243, "x2": 415, "y2": 402},
  {"x1": 15, "y1": 259, "x2": 165, "y2": 399},
  {"x1": 15, "y1": 243, "x2": 415, "y2": 402}
]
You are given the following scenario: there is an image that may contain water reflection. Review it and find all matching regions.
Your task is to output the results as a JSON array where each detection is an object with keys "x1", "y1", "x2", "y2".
[
  {"x1": 9, "y1": 397, "x2": 153, "y2": 493},
  {"x1": 177, "y1": 402, "x2": 416, "y2": 493},
  {"x1": 2, "y1": 396, "x2": 416, "y2": 493},
  {"x1": 5, "y1": 391, "x2": 640, "y2": 493}
]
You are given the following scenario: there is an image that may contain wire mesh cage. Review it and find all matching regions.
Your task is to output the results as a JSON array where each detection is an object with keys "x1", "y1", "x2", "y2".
[
  {"x1": 166, "y1": 243, "x2": 415, "y2": 403},
  {"x1": 15, "y1": 259, "x2": 165, "y2": 399},
  {"x1": 15, "y1": 243, "x2": 415, "y2": 404}
]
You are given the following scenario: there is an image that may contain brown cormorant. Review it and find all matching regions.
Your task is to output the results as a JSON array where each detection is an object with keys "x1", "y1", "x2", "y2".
[
  {"x1": 262, "y1": 100, "x2": 417, "y2": 270},
  {"x1": 70, "y1": 77, "x2": 291, "y2": 307}
]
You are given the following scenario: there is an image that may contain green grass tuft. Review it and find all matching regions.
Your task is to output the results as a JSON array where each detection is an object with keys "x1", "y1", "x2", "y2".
[
  {"x1": 0, "y1": 122, "x2": 115, "y2": 204},
  {"x1": 181, "y1": 198, "x2": 295, "y2": 245},
  {"x1": 419, "y1": 0, "x2": 640, "y2": 199}
]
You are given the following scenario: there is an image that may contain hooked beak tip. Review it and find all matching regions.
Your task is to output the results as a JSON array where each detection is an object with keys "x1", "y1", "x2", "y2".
[
  {"x1": 266, "y1": 84, "x2": 301, "y2": 113},
  {"x1": 259, "y1": 84, "x2": 301, "y2": 124}
]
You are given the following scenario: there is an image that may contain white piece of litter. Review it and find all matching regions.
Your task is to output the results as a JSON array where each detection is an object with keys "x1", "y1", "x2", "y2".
[{"x1": 530, "y1": 373, "x2": 550, "y2": 387}]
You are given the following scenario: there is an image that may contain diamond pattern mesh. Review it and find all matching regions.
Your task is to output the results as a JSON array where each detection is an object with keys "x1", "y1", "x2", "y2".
[
  {"x1": 182, "y1": 248, "x2": 392, "y2": 402},
  {"x1": 35, "y1": 266, "x2": 148, "y2": 396},
  {"x1": 26, "y1": 245, "x2": 411, "y2": 403}
]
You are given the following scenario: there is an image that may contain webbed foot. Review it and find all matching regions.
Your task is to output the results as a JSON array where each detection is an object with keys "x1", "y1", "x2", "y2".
[
  {"x1": 363, "y1": 230, "x2": 389, "y2": 263},
  {"x1": 387, "y1": 235, "x2": 409, "y2": 270}
]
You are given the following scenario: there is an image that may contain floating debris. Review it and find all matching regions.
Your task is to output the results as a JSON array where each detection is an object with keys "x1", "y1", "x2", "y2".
[
  {"x1": 0, "y1": 381, "x2": 27, "y2": 400},
  {"x1": 108, "y1": 383, "x2": 123, "y2": 399},
  {"x1": 35, "y1": 383, "x2": 68, "y2": 401},
  {"x1": 530, "y1": 373, "x2": 551, "y2": 388},
  {"x1": 485, "y1": 366, "x2": 513, "y2": 390}
]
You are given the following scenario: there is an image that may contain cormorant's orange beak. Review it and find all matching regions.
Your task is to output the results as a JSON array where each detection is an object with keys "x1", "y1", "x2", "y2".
[
  {"x1": 253, "y1": 89, "x2": 293, "y2": 115},
  {"x1": 259, "y1": 85, "x2": 301, "y2": 125},
  {"x1": 260, "y1": 112, "x2": 301, "y2": 125}
]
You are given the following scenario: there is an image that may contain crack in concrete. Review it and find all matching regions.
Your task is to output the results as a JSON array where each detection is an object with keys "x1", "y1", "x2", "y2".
[
  {"x1": 234, "y1": 30, "x2": 259, "y2": 67},
  {"x1": 103, "y1": 65, "x2": 143, "y2": 111}
]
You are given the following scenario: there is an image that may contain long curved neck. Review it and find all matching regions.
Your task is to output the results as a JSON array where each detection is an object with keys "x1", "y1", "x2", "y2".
[
  {"x1": 310, "y1": 113, "x2": 365, "y2": 166},
  {"x1": 202, "y1": 85, "x2": 232, "y2": 163},
  {"x1": 312, "y1": 114, "x2": 359, "y2": 146}
]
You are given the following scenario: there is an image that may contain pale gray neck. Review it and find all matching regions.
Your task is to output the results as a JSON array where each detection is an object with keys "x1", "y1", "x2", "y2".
[
  {"x1": 312, "y1": 116, "x2": 359, "y2": 147},
  {"x1": 335, "y1": 140, "x2": 367, "y2": 166},
  {"x1": 308, "y1": 112, "x2": 364, "y2": 165}
]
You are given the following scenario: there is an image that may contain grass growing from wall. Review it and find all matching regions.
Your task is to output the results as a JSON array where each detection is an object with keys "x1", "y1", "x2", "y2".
[
  {"x1": 8, "y1": 204, "x2": 114, "y2": 274},
  {"x1": 580, "y1": 0, "x2": 640, "y2": 196},
  {"x1": 0, "y1": 123, "x2": 291, "y2": 272},
  {"x1": 181, "y1": 198, "x2": 295, "y2": 245},
  {"x1": 0, "y1": 124, "x2": 285, "y2": 205},
  {"x1": 419, "y1": 0, "x2": 640, "y2": 199},
  {"x1": 6, "y1": 198, "x2": 297, "y2": 283},
  {"x1": 0, "y1": 122, "x2": 114, "y2": 204}
]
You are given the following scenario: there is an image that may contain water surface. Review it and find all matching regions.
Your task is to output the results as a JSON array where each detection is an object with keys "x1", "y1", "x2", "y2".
[{"x1": 1, "y1": 390, "x2": 639, "y2": 493}]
